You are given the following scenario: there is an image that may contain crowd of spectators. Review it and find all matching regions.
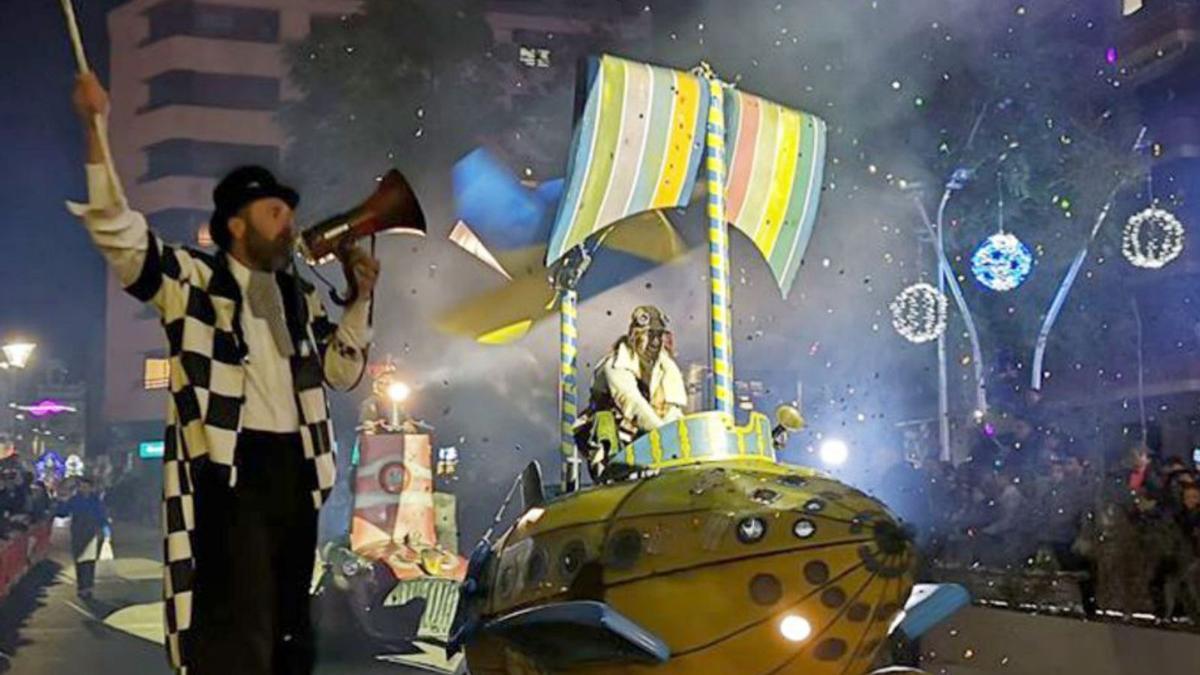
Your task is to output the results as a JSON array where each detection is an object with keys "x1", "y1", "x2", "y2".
[
  {"x1": 879, "y1": 407, "x2": 1200, "y2": 628},
  {"x1": 0, "y1": 455, "x2": 52, "y2": 539}
]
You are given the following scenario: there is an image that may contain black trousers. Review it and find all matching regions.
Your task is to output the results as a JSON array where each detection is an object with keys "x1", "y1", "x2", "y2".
[
  {"x1": 75, "y1": 560, "x2": 95, "y2": 594},
  {"x1": 191, "y1": 430, "x2": 317, "y2": 675}
]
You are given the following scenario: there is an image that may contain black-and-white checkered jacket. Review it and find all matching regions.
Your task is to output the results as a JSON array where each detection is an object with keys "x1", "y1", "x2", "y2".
[{"x1": 124, "y1": 231, "x2": 358, "y2": 673}]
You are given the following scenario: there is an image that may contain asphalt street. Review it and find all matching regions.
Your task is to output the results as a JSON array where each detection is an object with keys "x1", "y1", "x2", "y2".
[{"x1": 0, "y1": 520, "x2": 428, "y2": 674}]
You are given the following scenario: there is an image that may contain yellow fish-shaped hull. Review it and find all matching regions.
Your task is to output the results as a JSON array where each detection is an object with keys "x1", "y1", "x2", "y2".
[{"x1": 465, "y1": 458, "x2": 916, "y2": 675}]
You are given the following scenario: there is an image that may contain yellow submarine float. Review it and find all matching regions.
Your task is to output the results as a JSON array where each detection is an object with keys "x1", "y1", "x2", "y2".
[{"x1": 445, "y1": 55, "x2": 969, "y2": 675}]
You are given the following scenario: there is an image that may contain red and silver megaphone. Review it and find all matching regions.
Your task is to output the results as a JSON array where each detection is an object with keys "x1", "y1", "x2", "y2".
[
  {"x1": 297, "y1": 169, "x2": 426, "y2": 305},
  {"x1": 298, "y1": 169, "x2": 426, "y2": 265}
]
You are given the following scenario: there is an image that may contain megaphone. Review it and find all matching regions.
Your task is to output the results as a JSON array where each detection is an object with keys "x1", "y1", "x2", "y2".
[{"x1": 297, "y1": 169, "x2": 426, "y2": 305}]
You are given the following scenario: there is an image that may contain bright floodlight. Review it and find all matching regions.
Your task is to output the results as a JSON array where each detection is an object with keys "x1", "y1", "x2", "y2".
[
  {"x1": 779, "y1": 614, "x2": 812, "y2": 642},
  {"x1": 819, "y1": 439, "x2": 849, "y2": 466},
  {"x1": 2, "y1": 342, "x2": 36, "y2": 369},
  {"x1": 386, "y1": 381, "x2": 411, "y2": 403}
]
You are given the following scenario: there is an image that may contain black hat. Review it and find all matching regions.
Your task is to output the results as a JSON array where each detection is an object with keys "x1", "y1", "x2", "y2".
[{"x1": 209, "y1": 166, "x2": 299, "y2": 249}]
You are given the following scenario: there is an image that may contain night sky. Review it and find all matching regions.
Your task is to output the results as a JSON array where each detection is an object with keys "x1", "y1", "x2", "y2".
[{"x1": 0, "y1": 0, "x2": 123, "y2": 377}]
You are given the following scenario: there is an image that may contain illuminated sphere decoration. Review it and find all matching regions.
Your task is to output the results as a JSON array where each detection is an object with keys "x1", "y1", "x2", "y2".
[
  {"x1": 1122, "y1": 207, "x2": 1185, "y2": 269},
  {"x1": 889, "y1": 283, "x2": 948, "y2": 344},
  {"x1": 65, "y1": 454, "x2": 85, "y2": 478},
  {"x1": 970, "y1": 232, "x2": 1033, "y2": 291}
]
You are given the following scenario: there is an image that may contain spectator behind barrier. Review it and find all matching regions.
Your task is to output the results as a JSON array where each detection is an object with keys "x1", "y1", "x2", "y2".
[{"x1": 0, "y1": 466, "x2": 33, "y2": 538}]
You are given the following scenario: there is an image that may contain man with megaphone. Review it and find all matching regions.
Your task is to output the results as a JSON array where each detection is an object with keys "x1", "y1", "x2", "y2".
[{"x1": 69, "y1": 71, "x2": 379, "y2": 675}]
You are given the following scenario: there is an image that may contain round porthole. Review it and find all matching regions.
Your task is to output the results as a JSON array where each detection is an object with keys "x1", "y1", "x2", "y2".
[
  {"x1": 606, "y1": 529, "x2": 643, "y2": 570},
  {"x1": 749, "y1": 574, "x2": 783, "y2": 606},
  {"x1": 737, "y1": 517, "x2": 768, "y2": 544},
  {"x1": 804, "y1": 560, "x2": 830, "y2": 585},
  {"x1": 378, "y1": 462, "x2": 407, "y2": 494},
  {"x1": 793, "y1": 519, "x2": 817, "y2": 539},
  {"x1": 559, "y1": 540, "x2": 587, "y2": 578}
]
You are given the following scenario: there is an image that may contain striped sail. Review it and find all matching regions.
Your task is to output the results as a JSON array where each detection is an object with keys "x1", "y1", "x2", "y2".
[
  {"x1": 545, "y1": 54, "x2": 709, "y2": 265},
  {"x1": 723, "y1": 90, "x2": 827, "y2": 297}
]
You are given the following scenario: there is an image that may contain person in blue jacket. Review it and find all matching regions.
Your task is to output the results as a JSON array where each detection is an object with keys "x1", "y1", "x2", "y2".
[{"x1": 56, "y1": 477, "x2": 110, "y2": 599}]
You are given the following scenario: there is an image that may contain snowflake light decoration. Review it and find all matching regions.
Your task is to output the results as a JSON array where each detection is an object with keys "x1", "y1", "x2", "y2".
[
  {"x1": 35, "y1": 450, "x2": 65, "y2": 484},
  {"x1": 971, "y1": 232, "x2": 1033, "y2": 291},
  {"x1": 1122, "y1": 207, "x2": 1184, "y2": 269},
  {"x1": 890, "y1": 282, "x2": 948, "y2": 344}
]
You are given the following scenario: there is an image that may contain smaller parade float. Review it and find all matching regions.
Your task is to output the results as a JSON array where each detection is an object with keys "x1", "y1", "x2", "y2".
[{"x1": 314, "y1": 360, "x2": 467, "y2": 674}]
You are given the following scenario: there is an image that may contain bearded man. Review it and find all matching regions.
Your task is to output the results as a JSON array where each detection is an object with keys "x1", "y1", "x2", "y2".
[{"x1": 71, "y1": 72, "x2": 377, "y2": 675}]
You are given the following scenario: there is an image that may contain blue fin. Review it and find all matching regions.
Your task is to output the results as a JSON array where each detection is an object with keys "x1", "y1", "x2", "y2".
[
  {"x1": 484, "y1": 600, "x2": 669, "y2": 668},
  {"x1": 896, "y1": 583, "x2": 971, "y2": 639}
]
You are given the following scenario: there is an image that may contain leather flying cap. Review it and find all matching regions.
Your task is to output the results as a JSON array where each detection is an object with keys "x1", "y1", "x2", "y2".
[
  {"x1": 629, "y1": 305, "x2": 669, "y2": 332},
  {"x1": 209, "y1": 166, "x2": 299, "y2": 249}
]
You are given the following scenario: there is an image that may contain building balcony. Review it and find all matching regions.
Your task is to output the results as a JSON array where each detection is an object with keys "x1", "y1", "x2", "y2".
[{"x1": 1118, "y1": 1, "x2": 1200, "y2": 82}]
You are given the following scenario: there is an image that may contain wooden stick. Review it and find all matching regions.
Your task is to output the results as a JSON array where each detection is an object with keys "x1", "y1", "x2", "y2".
[
  {"x1": 93, "y1": 115, "x2": 126, "y2": 201},
  {"x1": 59, "y1": 0, "x2": 90, "y2": 73},
  {"x1": 58, "y1": 0, "x2": 126, "y2": 204}
]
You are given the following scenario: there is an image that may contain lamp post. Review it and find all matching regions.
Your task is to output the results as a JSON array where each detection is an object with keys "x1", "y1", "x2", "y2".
[
  {"x1": 1, "y1": 340, "x2": 37, "y2": 451},
  {"x1": 1, "y1": 341, "x2": 36, "y2": 370}
]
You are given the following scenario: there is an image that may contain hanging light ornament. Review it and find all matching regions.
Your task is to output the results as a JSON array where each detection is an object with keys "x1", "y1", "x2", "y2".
[
  {"x1": 65, "y1": 453, "x2": 85, "y2": 478},
  {"x1": 1122, "y1": 206, "x2": 1184, "y2": 269},
  {"x1": 890, "y1": 282, "x2": 948, "y2": 344},
  {"x1": 971, "y1": 232, "x2": 1033, "y2": 291},
  {"x1": 971, "y1": 173, "x2": 1032, "y2": 291},
  {"x1": 35, "y1": 450, "x2": 66, "y2": 484}
]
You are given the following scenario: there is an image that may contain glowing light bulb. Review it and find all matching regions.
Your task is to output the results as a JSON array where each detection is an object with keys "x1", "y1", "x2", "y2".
[
  {"x1": 819, "y1": 439, "x2": 849, "y2": 466},
  {"x1": 386, "y1": 381, "x2": 411, "y2": 403},
  {"x1": 779, "y1": 614, "x2": 812, "y2": 642}
]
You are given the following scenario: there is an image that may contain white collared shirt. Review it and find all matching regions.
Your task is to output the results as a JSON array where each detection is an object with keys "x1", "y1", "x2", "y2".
[{"x1": 73, "y1": 164, "x2": 371, "y2": 433}]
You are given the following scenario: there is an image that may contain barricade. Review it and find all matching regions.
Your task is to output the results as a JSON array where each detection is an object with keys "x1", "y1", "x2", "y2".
[{"x1": 0, "y1": 520, "x2": 54, "y2": 601}]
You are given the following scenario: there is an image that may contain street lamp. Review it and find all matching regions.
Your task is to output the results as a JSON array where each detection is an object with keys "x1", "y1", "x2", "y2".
[
  {"x1": 1, "y1": 341, "x2": 36, "y2": 369},
  {"x1": 1, "y1": 341, "x2": 36, "y2": 458}
]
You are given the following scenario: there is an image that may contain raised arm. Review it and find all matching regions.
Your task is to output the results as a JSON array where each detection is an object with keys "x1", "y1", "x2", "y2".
[{"x1": 69, "y1": 72, "x2": 193, "y2": 313}]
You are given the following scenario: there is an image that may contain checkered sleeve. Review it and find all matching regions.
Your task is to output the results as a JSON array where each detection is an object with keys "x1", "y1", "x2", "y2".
[
  {"x1": 310, "y1": 292, "x2": 369, "y2": 392},
  {"x1": 124, "y1": 231, "x2": 196, "y2": 314},
  {"x1": 79, "y1": 209, "x2": 193, "y2": 317},
  {"x1": 71, "y1": 167, "x2": 192, "y2": 317}
]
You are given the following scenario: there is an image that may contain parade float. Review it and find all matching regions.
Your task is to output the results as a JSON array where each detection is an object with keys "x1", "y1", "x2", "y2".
[
  {"x1": 444, "y1": 54, "x2": 970, "y2": 675},
  {"x1": 314, "y1": 364, "x2": 467, "y2": 674}
]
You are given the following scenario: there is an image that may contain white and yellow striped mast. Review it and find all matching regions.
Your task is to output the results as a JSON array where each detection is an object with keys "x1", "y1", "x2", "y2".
[
  {"x1": 696, "y1": 63, "x2": 736, "y2": 419},
  {"x1": 558, "y1": 273, "x2": 581, "y2": 488}
]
